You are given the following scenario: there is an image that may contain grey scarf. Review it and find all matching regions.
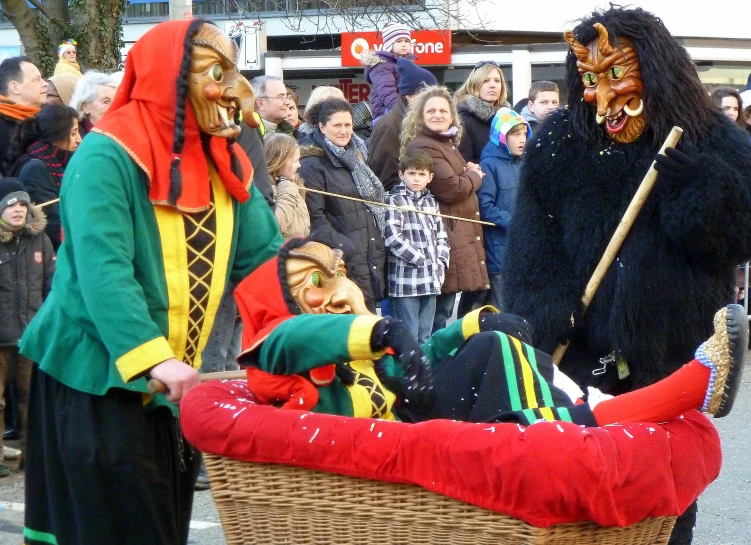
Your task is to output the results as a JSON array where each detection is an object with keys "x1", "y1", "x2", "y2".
[{"x1": 322, "y1": 134, "x2": 386, "y2": 233}]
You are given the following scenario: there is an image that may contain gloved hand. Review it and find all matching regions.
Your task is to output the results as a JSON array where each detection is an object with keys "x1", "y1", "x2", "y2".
[
  {"x1": 370, "y1": 318, "x2": 434, "y2": 406},
  {"x1": 654, "y1": 144, "x2": 699, "y2": 190},
  {"x1": 478, "y1": 311, "x2": 534, "y2": 344},
  {"x1": 555, "y1": 306, "x2": 584, "y2": 346}
]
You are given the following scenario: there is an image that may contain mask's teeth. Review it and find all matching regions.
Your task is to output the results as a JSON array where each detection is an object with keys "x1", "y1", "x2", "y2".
[{"x1": 218, "y1": 105, "x2": 229, "y2": 126}]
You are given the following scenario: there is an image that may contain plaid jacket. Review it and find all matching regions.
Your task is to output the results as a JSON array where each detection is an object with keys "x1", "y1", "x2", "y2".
[{"x1": 384, "y1": 184, "x2": 450, "y2": 297}]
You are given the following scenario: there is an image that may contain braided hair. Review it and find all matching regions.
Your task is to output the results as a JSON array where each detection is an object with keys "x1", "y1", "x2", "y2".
[
  {"x1": 565, "y1": 6, "x2": 717, "y2": 146},
  {"x1": 169, "y1": 18, "x2": 208, "y2": 205}
]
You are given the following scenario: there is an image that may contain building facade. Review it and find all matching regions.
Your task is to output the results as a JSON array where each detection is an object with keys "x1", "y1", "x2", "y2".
[{"x1": 0, "y1": 0, "x2": 749, "y2": 106}]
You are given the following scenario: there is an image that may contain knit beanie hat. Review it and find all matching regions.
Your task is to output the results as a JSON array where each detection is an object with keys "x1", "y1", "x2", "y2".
[
  {"x1": 48, "y1": 72, "x2": 81, "y2": 106},
  {"x1": 397, "y1": 58, "x2": 438, "y2": 96},
  {"x1": 352, "y1": 101, "x2": 373, "y2": 130},
  {"x1": 490, "y1": 107, "x2": 532, "y2": 150},
  {"x1": 0, "y1": 178, "x2": 31, "y2": 217},
  {"x1": 58, "y1": 39, "x2": 77, "y2": 58},
  {"x1": 381, "y1": 22, "x2": 411, "y2": 53}
]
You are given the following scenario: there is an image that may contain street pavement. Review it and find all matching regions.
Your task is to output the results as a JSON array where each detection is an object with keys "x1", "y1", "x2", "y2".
[{"x1": 1, "y1": 360, "x2": 749, "y2": 545}]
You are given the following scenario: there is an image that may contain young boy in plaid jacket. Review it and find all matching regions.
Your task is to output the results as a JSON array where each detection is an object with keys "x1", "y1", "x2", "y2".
[{"x1": 384, "y1": 150, "x2": 449, "y2": 343}]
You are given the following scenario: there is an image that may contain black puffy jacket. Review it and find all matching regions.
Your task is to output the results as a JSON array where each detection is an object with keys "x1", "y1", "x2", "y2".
[
  {"x1": 298, "y1": 130, "x2": 386, "y2": 311},
  {"x1": 0, "y1": 205, "x2": 55, "y2": 346}
]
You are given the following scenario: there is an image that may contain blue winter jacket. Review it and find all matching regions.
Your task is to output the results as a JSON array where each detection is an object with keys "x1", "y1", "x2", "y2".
[{"x1": 478, "y1": 141, "x2": 522, "y2": 275}]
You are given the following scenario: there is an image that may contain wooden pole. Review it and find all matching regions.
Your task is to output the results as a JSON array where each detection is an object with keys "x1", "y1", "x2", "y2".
[
  {"x1": 551, "y1": 126, "x2": 684, "y2": 366},
  {"x1": 147, "y1": 370, "x2": 246, "y2": 395}
]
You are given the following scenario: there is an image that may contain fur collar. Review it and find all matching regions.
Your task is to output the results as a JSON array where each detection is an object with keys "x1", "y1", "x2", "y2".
[
  {"x1": 300, "y1": 144, "x2": 325, "y2": 159},
  {"x1": 0, "y1": 204, "x2": 47, "y2": 243},
  {"x1": 457, "y1": 95, "x2": 497, "y2": 122},
  {"x1": 360, "y1": 49, "x2": 384, "y2": 67}
]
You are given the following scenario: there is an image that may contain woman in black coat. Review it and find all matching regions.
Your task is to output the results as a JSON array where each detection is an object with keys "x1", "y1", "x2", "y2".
[
  {"x1": 3, "y1": 104, "x2": 81, "y2": 250},
  {"x1": 454, "y1": 61, "x2": 510, "y2": 164},
  {"x1": 298, "y1": 99, "x2": 386, "y2": 312},
  {"x1": 453, "y1": 62, "x2": 509, "y2": 316}
]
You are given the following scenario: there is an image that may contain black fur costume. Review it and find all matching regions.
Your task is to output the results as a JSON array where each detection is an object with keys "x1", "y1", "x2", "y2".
[{"x1": 503, "y1": 7, "x2": 751, "y2": 396}]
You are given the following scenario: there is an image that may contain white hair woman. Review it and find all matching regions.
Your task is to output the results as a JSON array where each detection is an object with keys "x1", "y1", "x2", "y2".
[{"x1": 69, "y1": 71, "x2": 120, "y2": 137}]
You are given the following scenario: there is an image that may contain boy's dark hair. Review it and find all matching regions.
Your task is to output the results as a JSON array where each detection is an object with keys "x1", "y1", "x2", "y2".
[
  {"x1": 0, "y1": 56, "x2": 33, "y2": 97},
  {"x1": 399, "y1": 150, "x2": 433, "y2": 173},
  {"x1": 528, "y1": 80, "x2": 559, "y2": 102}
]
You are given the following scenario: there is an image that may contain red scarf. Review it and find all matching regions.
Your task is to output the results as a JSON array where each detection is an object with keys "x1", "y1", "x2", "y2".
[{"x1": 94, "y1": 20, "x2": 252, "y2": 212}]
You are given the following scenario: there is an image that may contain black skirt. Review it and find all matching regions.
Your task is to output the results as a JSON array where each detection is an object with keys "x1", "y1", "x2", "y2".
[{"x1": 23, "y1": 365, "x2": 199, "y2": 545}]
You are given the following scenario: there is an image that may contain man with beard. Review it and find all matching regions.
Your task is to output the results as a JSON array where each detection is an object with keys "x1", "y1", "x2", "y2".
[
  {"x1": 19, "y1": 19, "x2": 282, "y2": 545},
  {"x1": 502, "y1": 7, "x2": 751, "y2": 544}
]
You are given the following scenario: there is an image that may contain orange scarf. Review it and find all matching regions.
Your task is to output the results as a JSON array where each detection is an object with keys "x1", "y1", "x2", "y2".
[
  {"x1": 0, "y1": 95, "x2": 39, "y2": 121},
  {"x1": 94, "y1": 20, "x2": 252, "y2": 213}
]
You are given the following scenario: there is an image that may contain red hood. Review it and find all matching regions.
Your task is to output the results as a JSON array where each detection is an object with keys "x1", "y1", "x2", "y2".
[
  {"x1": 235, "y1": 254, "x2": 296, "y2": 358},
  {"x1": 95, "y1": 19, "x2": 252, "y2": 212}
]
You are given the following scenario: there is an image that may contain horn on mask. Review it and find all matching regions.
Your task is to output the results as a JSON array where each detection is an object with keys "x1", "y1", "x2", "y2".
[
  {"x1": 593, "y1": 23, "x2": 614, "y2": 57},
  {"x1": 564, "y1": 30, "x2": 590, "y2": 62}
]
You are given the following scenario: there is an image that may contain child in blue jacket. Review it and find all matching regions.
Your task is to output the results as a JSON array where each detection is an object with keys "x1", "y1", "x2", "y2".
[{"x1": 478, "y1": 108, "x2": 531, "y2": 310}]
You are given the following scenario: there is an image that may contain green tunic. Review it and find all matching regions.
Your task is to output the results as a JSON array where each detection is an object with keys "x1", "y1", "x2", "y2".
[
  {"x1": 19, "y1": 133, "x2": 283, "y2": 409},
  {"x1": 253, "y1": 309, "x2": 485, "y2": 419}
]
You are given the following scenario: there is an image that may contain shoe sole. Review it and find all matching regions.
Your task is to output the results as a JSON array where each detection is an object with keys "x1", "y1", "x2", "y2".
[{"x1": 714, "y1": 304, "x2": 748, "y2": 418}]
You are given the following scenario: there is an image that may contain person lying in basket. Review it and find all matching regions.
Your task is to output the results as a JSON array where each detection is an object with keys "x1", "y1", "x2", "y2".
[{"x1": 234, "y1": 234, "x2": 746, "y2": 427}]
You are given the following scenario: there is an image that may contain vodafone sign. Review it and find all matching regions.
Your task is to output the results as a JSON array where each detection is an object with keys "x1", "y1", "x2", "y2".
[{"x1": 341, "y1": 30, "x2": 452, "y2": 67}]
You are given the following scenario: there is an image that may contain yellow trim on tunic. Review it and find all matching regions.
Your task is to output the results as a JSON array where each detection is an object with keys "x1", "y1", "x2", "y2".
[
  {"x1": 152, "y1": 160, "x2": 235, "y2": 370},
  {"x1": 154, "y1": 205, "x2": 190, "y2": 363},
  {"x1": 116, "y1": 337, "x2": 175, "y2": 382},
  {"x1": 539, "y1": 407, "x2": 555, "y2": 421},
  {"x1": 512, "y1": 337, "x2": 539, "y2": 409},
  {"x1": 348, "y1": 315, "x2": 385, "y2": 360},
  {"x1": 346, "y1": 360, "x2": 397, "y2": 421},
  {"x1": 461, "y1": 305, "x2": 497, "y2": 338}
]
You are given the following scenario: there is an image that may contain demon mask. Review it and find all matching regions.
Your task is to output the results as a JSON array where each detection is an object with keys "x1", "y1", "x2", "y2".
[
  {"x1": 565, "y1": 23, "x2": 645, "y2": 144},
  {"x1": 187, "y1": 23, "x2": 259, "y2": 138},
  {"x1": 286, "y1": 242, "x2": 372, "y2": 316}
]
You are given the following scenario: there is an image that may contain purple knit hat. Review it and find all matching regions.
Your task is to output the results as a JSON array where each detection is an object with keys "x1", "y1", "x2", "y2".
[{"x1": 381, "y1": 22, "x2": 411, "y2": 53}]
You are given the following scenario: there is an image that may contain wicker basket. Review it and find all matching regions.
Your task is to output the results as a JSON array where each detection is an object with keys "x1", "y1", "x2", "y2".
[{"x1": 204, "y1": 454, "x2": 677, "y2": 545}]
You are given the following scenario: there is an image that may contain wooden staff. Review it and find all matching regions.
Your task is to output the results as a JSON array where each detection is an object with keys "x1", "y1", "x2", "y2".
[
  {"x1": 551, "y1": 126, "x2": 684, "y2": 366},
  {"x1": 38, "y1": 197, "x2": 60, "y2": 208},
  {"x1": 147, "y1": 370, "x2": 246, "y2": 395}
]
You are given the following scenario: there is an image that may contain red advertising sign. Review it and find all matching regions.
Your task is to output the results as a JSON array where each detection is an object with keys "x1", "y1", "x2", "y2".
[{"x1": 341, "y1": 30, "x2": 452, "y2": 67}]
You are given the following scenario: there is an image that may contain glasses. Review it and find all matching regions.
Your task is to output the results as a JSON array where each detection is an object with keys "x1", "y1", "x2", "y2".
[
  {"x1": 474, "y1": 60, "x2": 502, "y2": 69},
  {"x1": 260, "y1": 93, "x2": 292, "y2": 102}
]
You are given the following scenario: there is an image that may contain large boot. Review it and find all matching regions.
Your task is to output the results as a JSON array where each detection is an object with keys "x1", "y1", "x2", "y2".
[{"x1": 697, "y1": 304, "x2": 748, "y2": 418}]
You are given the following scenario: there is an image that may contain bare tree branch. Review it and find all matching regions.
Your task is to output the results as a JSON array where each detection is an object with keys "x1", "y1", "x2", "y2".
[{"x1": 24, "y1": 0, "x2": 53, "y2": 19}]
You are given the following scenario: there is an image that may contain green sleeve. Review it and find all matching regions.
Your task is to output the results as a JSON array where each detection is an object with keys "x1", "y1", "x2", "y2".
[
  {"x1": 256, "y1": 314, "x2": 384, "y2": 374},
  {"x1": 230, "y1": 183, "x2": 284, "y2": 284},
  {"x1": 61, "y1": 138, "x2": 174, "y2": 381},
  {"x1": 421, "y1": 307, "x2": 486, "y2": 365}
]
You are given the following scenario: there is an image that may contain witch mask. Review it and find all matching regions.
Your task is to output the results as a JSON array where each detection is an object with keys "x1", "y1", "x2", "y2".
[
  {"x1": 286, "y1": 242, "x2": 373, "y2": 316},
  {"x1": 565, "y1": 23, "x2": 645, "y2": 144},
  {"x1": 187, "y1": 23, "x2": 259, "y2": 138}
]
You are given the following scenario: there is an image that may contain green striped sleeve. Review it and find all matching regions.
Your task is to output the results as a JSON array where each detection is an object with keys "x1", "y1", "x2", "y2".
[{"x1": 256, "y1": 314, "x2": 384, "y2": 375}]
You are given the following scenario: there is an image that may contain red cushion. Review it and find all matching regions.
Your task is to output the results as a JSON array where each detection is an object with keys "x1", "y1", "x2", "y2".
[{"x1": 181, "y1": 379, "x2": 721, "y2": 528}]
